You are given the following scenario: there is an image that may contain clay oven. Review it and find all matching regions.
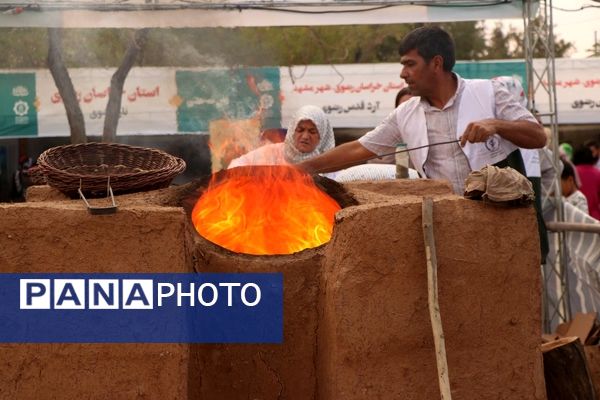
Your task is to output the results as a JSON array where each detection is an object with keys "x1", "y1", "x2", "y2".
[{"x1": 0, "y1": 179, "x2": 545, "y2": 399}]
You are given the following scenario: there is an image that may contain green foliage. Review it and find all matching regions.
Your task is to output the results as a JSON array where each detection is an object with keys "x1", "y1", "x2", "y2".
[
  {"x1": 0, "y1": 19, "x2": 575, "y2": 69},
  {"x1": 485, "y1": 23, "x2": 511, "y2": 59},
  {"x1": 481, "y1": 18, "x2": 574, "y2": 59},
  {"x1": 0, "y1": 28, "x2": 48, "y2": 68},
  {"x1": 440, "y1": 22, "x2": 487, "y2": 60},
  {"x1": 588, "y1": 42, "x2": 600, "y2": 58}
]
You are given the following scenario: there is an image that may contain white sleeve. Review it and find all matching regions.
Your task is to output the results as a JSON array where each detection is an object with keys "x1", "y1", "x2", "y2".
[{"x1": 358, "y1": 108, "x2": 403, "y2": 156}]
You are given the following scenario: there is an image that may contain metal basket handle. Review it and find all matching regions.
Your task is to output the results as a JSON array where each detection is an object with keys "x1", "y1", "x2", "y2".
[{"x1": 78, "y1": 177, "x2": 118, "y2": 215}]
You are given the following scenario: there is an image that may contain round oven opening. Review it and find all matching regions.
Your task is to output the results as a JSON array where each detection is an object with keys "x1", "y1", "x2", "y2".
[{"x1": 183, "y1": 165, "x2": 356, "y2": 256}]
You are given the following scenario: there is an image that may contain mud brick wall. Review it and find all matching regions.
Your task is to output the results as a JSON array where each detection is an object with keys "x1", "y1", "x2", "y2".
[
  {"x1": 0, "y1": 180, "x2": 546, "y2": 400},
  {"x1": 318, "y1": 189, "x2": 545, "y2": 400},
  {"x1": 0, "y1": 202, "x2": 192, "y2": 400}
]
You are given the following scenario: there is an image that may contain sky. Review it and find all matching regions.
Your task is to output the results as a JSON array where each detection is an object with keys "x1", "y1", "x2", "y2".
[{"x1": 488, "y1": 0, "x2": 600, "y2": 58}]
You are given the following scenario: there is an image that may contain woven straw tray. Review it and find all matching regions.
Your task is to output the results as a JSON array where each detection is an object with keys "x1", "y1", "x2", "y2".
[{"x1": 37, "y1": 142, "x2": 186, "y2": 198}]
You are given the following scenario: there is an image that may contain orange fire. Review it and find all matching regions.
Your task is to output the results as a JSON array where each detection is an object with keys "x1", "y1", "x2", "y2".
[{"x1": 191, "y1": 166, "x2": 341, "y2": 255}]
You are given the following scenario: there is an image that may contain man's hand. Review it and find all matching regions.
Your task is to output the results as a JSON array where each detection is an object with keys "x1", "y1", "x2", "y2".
[
  {"x1": 460, "y1": 119, "x2": 497, "y2": 147},
  {"x1": 459, "y1": 118, "x2": 546, "y2": 149}
]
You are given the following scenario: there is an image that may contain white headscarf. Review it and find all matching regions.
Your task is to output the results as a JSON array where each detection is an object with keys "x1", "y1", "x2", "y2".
[{"x1": 284, "y1": 105, "x2": 335, "y2": 164}]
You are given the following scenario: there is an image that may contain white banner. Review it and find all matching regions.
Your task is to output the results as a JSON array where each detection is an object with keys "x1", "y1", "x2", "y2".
[
  {"x1": 5, "y1": 57, "x2": 599, "y2": 138},
  {"x1": 280, "y1": 64, "x2": 404, "y2": 129},
  {"x1": 282, "y1": 58, "x2": 600, "y2": 128},
  {"x1": 533, "y1": 58, "x2": 600, "y2": 125},
  {"x1": 36, "y1": 67, "x2": 178, "y2": 137}
]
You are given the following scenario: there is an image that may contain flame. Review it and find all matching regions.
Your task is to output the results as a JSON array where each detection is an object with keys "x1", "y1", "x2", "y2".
[
  {"x1": 208, "y1": 118, "x2": 261, "y2": 171},
  {"x1": 191, "y1": 166, "x2": 341, "y2": 255}
]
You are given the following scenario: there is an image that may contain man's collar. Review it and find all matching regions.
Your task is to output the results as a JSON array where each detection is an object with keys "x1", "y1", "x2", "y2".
[{"x1": 421, "y1": 72, "x2": 464, "y2": 110}]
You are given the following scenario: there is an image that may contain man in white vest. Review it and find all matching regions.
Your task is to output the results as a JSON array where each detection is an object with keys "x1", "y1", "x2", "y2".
[{"x1": 297, "y1": 25, "x2": 547, "y2": 196}]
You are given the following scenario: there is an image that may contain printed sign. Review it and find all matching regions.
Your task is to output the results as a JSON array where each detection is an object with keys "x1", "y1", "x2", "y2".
[
  {"x1": 280, "y1": 61, "x2": 527, "y2": 129},
  {"x1": 0, "y1": 58, "x2": 598, "y2": 138},
  {"x1": 0, "y1": 73, "x2": 37, "y2": 137},
  {"x1": 533, "y1": 58, "x2": 600, "y2": 124},
  {"x1": 176, "y1": 67, "x2": 281, "y2": 132},
  {"x1": 36, "y1": 67, "x2": 178, "y2": 137}
]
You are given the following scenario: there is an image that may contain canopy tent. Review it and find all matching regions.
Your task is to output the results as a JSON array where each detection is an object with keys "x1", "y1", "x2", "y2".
[{"x1": 0, "y1": 0, "x2": 530, "y2": 28}]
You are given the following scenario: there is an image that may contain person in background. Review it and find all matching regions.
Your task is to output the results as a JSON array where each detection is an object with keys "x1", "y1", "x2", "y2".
[
  {"x1": 394, "y1": 86, "x2": 413, "y2": 108},
  {"x1": 560, "y1": 142, "x2": 574, "y2": 161},
  {"x1": 493, "y1": 76, "x2": 549, "y2": 264},
  {"x1": 584, "y1": 139, "x2": 600, "y2": 169},
  {"x1": 558, "y1": 142, "x2": 581, "y2": 189},
  {"x1": 561, "y1": 160, "x2": 589, "y2": 214},
  {"x1": 11, "y1": 155, "x2": 34, "y2": 202},
  {"x1": 297, "y1": 25, "x2": 546, "y2": 195},
  {"x1": 573, "y1": 146, "x2": 600, "y2": 220},
  {"x1": 228, "y1": 105, "x2": 335, "y2": 168}
]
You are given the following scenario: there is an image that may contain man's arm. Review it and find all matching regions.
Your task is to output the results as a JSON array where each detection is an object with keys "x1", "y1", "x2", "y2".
[
  {"x1": 296, "y1": 140, "x2": 376, "y2": 174},
  {"x1": 460, "y1": 119, "x2": 546, "y2": 149}
]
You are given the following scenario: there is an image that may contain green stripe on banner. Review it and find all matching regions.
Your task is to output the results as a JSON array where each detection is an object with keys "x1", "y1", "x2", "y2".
[
  {"x1": 455, "y1": 61, "x2": 527, "y2": 92},
  {"x1": 0, "y1": 73, "x2": 37, "y2": 137}
]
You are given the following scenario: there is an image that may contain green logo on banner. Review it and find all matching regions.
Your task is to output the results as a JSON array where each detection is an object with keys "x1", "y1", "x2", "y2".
[
  {"x1": 176, "y1": 67, "x2": 281, "y2": 133},
  {"x1": 0, "y1": 73, "x2": 37, "y2": 137}
]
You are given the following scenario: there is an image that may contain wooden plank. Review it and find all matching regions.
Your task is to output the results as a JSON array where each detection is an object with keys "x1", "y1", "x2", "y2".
[
  {"x1": 422, "y1": 197, "x2": 452, "y2": 400},
  {"x1": 542, "y1": 337, "x2": 597, "y2": 400}
]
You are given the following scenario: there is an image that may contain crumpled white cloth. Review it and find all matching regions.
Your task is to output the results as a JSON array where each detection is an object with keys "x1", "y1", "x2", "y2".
[{"x1": 333, "y1": 164, "x2": 419, "y2": 182}]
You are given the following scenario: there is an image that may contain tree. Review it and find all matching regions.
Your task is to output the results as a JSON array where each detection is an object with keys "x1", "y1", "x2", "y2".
[
  {"x1": 586, "y1": 37, "x2": 600, "y2": 58},
  {"x1": 46, "y1": 28, "x2": 149, "y2": 144},
  {"x1": 47, "y1": 28, "x2": 87, "y2": 144},
  {"x1": 0, "y1": 28, "x2": 47, "y2": 68},
  {"x1": 485, "y1": 23, "x2": 511, "y2": 60},
  {"x1": 0, "y1": 19, "x2": 576, "y2": 69},
  {"x1": 103, "y1": 29, "x2": 149, "y2": 142},
  {"x1": 482, "y1": 18, "x2": 574, "y2": 59},
  {"x1": 441, "y1": 22, "x2": 487, "y2": 60}
]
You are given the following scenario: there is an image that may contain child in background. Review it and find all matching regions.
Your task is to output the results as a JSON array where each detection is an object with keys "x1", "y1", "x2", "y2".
[
  {"x1": 559, "y1": 143, "x2": 574, "y2": 161},
  {"x1": 561, "y1": 160, "x2": 589, "y2": 214}
]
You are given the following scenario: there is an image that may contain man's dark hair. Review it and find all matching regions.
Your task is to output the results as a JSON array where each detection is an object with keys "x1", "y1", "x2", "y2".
[
  {"x1": 398, "y1": 26, "x2": 456, "y2": 72},
  {"x1": 584, "y1": 139, "x2": 600, "y2": 149},
  {"x1": 573, "y1": 145, "x2": 598, "y2": 165},
  {"x1": 394, "y1": 87, "x2": 412, "y2": 108}
]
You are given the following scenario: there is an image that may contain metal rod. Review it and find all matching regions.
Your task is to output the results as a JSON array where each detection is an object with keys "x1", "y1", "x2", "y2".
[
  {"x1": 313, "y1": 139, "x2": 459, "y2": 174},
  {"x1": 546, "y1": 221, "x2": 600, "y2": 234}
]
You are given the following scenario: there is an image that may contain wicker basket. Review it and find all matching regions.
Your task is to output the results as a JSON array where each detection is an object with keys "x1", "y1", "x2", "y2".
[
  {"x1": 37, "y1": 142, "x2": 186, "y2": 198},
  {"x1": 24, "y1": 165, "x2": 47, "y2": 186}
]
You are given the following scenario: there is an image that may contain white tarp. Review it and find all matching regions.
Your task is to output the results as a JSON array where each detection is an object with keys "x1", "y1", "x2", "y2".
[{"x1": 0, "y1": 0, "x2": 529, "y2": 28}]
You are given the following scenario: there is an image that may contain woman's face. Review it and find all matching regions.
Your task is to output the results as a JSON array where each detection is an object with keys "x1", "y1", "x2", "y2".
[{"x1": 293, "y1": 119, "x2": 320, "y2": 153}]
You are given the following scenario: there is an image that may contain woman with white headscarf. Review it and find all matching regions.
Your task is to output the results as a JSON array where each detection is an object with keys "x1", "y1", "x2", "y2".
[{"x1": 228, "y1": 105, "x2": 335, "y2": 169}]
